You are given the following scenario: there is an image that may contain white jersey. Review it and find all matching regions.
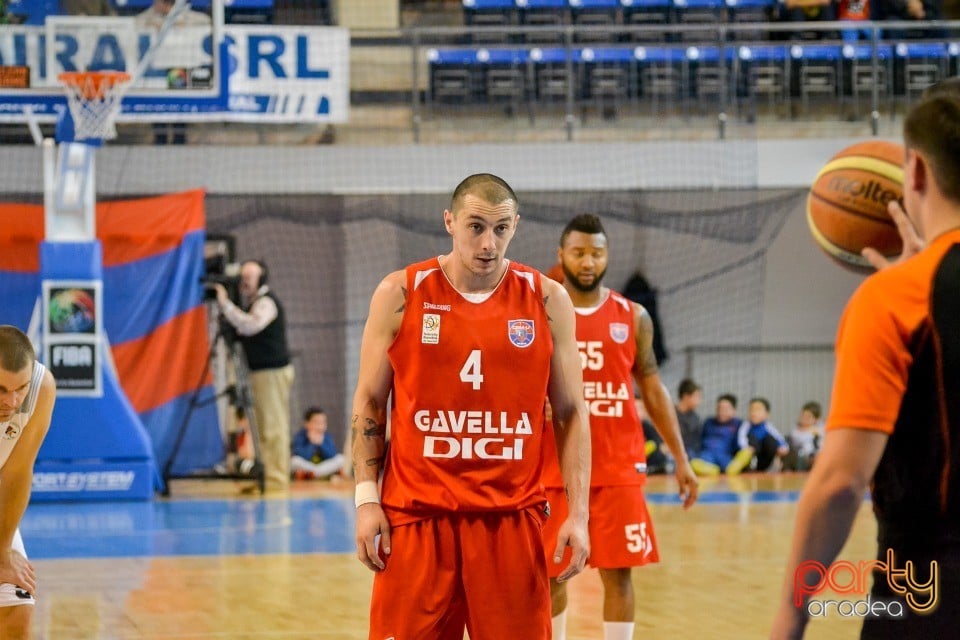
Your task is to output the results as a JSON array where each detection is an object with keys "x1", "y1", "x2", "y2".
[
  {"x1": 0, "y1": 361, "x2": 44, "y2": 608},
  {"x1": 0, "y1": 361, "x2": 46, "y2": 471}
]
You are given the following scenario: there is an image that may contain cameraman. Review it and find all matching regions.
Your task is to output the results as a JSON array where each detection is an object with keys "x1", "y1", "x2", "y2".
[{"x1": 212, "y1": 260, "x2": 294, "y2": 493}]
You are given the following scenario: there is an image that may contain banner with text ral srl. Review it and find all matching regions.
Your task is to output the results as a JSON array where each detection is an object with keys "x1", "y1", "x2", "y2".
[{"x1": 225, "y1": 25, "x2": 349, "y2": 123}]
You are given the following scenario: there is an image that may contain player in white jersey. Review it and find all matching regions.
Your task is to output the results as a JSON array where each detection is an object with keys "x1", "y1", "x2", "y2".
[{"x1": 0, "y1": 326, "x2": 56, "y2": 640}]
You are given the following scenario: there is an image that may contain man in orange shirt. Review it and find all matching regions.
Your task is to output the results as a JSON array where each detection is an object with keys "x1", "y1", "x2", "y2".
[
  {"x1": 351, "y1": 173, "x2": 591, "y2": 640},
  {"x1": 772, "y1": 95, "x2": 960, "y2": 638}
]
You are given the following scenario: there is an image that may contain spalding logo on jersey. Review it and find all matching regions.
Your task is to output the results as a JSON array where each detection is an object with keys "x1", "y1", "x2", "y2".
[
  {"x1": 609, "y1": 322, "x2": 629, "y2": 344},
  {"x1": 508, "y1": 319, "x2": 535, "y2": 348}
]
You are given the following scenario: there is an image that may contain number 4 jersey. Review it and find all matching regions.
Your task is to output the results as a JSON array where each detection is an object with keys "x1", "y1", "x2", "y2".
[{"x1": 382, "y1": 258, "x2": 554, "y2": 525}]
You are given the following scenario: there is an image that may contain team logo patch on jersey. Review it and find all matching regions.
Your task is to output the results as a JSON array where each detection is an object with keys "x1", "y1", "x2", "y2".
[
  {"x1": 508, "y1": 319, "x2": 535, "y2": 348},
  {"x1": 422, "y1": 314, "x2": 441, "y2": 344},
  {"x1": 610, "y1": 322, "x2": 629, "y2": 344},
  {"x1": 2, "y1": 421, "x2": 20, "y2": 440}
]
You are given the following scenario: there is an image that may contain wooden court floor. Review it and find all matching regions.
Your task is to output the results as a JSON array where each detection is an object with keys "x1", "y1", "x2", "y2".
[{"x1": 26, "y1": 473, "x2": 877, "y2": 640}]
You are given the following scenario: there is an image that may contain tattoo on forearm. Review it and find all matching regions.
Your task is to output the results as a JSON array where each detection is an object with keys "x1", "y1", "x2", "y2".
[
  {"x1": 394, "y1": 286, "x2": 407, "y2": 314},
  {"x1": 638, "y1": 308, "x2": 658, "y2": 376},
  {"x1": 364, "y1": 417, "x2": 384, "y2": 438},
  {"x1": 641, "y1": 349, "x2": 658, "y2": 376}
]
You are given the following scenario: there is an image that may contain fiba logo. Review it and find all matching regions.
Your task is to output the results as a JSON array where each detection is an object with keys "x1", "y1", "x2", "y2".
[{"x1": 49, "y1": 288, "x2": 96, "y2": 333}]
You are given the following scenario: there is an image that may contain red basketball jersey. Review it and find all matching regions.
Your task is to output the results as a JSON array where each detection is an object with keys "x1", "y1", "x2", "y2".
[
  {"x1": 542, "y1": 290, "x2": 646, "y2": 489},
  {"x1": 382, "y1": 257, "x2": 554, "y2": 525}
]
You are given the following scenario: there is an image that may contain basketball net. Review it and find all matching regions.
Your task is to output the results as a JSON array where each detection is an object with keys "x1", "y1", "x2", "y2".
[{"x1": 58, "y1": 71, "x2": 131, "y2": 142}]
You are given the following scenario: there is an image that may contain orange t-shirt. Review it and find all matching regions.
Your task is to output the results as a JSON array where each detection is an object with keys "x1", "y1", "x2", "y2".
[
  {"x1": 827, "y1": 229, "x2": 960, "y2": 435},
  {"x1": 382, "y1": 258, "x2": 554, "y2": 525},
  {"x1": 827, "y1": 228, "x2": 960, "y2": 529}
]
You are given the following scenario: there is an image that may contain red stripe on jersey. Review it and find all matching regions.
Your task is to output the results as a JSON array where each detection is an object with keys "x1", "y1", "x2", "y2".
[{"x1": 383, "y1": 258, "x2": 553, "y2": 523}]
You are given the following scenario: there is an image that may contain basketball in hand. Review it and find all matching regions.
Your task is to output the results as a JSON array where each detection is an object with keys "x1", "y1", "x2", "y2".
[{"x1": 807, "y1": 141, "x2": 905, "y2": 273}]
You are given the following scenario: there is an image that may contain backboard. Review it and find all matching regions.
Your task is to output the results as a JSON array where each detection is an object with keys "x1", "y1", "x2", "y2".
[{"x1": 0, "y1": 0, "x2": 228, "y2": 123}]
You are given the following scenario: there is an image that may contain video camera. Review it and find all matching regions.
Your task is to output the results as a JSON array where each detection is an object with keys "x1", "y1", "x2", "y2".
[{"x1": 202, "y1": 235, "x2": 241, "y2": 304}]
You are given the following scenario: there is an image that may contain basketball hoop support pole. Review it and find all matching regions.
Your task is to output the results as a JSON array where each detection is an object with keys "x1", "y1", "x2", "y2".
[
  {"x1": 36, "y1": 134, "x2": 157, "y2": 501},
  {"x1": 44, "y1": 138, "x2": 97, "y2": 242}
]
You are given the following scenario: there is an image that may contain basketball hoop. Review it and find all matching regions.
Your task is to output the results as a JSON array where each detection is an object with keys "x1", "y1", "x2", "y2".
[{"x1": 58, "y1": 71, "x2": 131, "y2": 142}]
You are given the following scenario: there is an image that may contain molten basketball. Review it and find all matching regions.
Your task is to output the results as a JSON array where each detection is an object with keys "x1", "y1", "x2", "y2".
[{"x1": 807, "y1": 141, "x2": 905, "y2": 273}]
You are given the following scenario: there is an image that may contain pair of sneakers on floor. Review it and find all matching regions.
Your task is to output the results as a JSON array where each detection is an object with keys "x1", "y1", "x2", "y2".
[{"x1": 690, "y1": 447, "x2": 756, "y2": 476}]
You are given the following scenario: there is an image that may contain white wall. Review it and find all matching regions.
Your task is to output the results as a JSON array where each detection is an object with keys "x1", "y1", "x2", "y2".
[{"x1": 760, "y1": 198, "x2": 864, "y2": 344}]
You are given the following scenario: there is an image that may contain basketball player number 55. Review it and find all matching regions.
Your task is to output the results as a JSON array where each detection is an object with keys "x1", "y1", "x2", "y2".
[
  {"x1": 625, "y1": 523, "x2": 649, "y2": 554},
  {"x1": 577, "y1": 341, "x2": 604, "y2": 370}
]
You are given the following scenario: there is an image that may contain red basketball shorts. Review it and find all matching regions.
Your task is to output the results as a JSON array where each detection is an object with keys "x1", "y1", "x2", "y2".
[
  {"x1": 542, "y1": 485, "x2": 659, "y2": 579},
  {"x1": 369, "y1": 509, "x2": 551, "y2": 640}
]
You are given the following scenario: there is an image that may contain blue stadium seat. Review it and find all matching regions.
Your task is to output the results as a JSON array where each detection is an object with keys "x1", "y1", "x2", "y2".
[
  {"x1": 621, "y1": 0, "x2": 673, "y2": 42},
  {"x1": 725, "y1": 0, "x2": 775, "y2": 41},
  {"x1": 735, "y1": 44, "x2": 788, "y2": 118},
  {"x1": 570, "y1": 0, "x2": 622, "y2": 43},
  {"x1": 575, "y1": 46, "x2": 635, "y2": 117},
  {"x1": 686, "y1": 45, "x2": 736, "y2": 111},
  {"x1": 841, "y1": 43, "x2": 893, "y2": 118},
  {"x1": 634, "y1": 45, "x2": 688, "y2": 110},
  {"x1": 427, "y1": 48, "x2": 484, "y2": 106},
  {"x1": 894, "y1": 41, "x2": 948, "y2": 104},
  {"x1": 789, "y1": 44, "x2": 841, "y2": 115},
  {"x1": 529, "y1": 46, "x2": 578, "y2": 106},
  {"x1": 427, "y1": 47, "x2": 532, "y2": 116},
  {"x1": 519, "y1": 0, "x2": 568, "y2": 43},
  {"x1": 673, "y1": 0, "x2": 724, "y2": 42},
  {"x1": 463, "y1": 0, "x2": 517, "y2": 43}
]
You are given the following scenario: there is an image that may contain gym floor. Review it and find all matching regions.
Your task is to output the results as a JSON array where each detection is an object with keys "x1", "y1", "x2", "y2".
[{"x1": 25, "y1": 473, "x2": 875, "y2": 639}]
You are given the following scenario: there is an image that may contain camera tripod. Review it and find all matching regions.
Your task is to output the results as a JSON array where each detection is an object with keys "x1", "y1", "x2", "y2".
[{"x1": 161, "y1": 305, "x2": 266, "y2": 496}]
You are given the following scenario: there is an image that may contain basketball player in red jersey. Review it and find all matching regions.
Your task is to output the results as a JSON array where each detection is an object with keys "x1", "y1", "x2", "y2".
[
  {"x1": 542, "y1": 214, "x2": 699, "y2": 640},
  {"x1": 351, "y1": 174, "x2": 591, "y2": 640}
]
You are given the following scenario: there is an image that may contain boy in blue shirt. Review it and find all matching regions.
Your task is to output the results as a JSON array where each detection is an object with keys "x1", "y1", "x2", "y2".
[
  {"x1": 731, "y1": 397, "x2": 789, "y2": 473},
  {"x1": 290, "y1": 407, "x2": 345, "y2": 480}
]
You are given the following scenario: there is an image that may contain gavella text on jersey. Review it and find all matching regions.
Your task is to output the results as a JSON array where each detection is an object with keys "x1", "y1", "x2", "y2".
[
  {"x1": 583, "y1": 381, "x2": 631, "y2": 418},
  {"x1": 414, "y1": 410, "x2": 533, "y2": 460}
]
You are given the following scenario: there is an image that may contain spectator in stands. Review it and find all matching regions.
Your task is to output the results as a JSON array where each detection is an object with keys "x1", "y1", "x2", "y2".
[
  {"x1": 675, "y1": 378, "x2": 703, "y2": 458},
  {"x1": 62, "y1": 0, "x2": 116, "y2": 16},
  {"x1": 136, "y1": 0, "x2": 211, "y2": 29},
  {"x1": 783, "y1": 401, "x2": 825, "y2": 471},
  {"x1": 690, "y1": 393, "x2": 752, "y2": 476},
  {"x1": 774, "y1": 0, "x2": 838, "y2": 40},
  {"x1": 731, "y1": 397, "x2": 789, "y2": 473},
  {"x1": 875, "y1": 0, "x2": 942, "y2": 38},
  {"x1": 291, "y1": 406, "x2": 346, "y2": 480},
  {"x1": 837, "y1": 0, "x2": 872, "y2": 42}
]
